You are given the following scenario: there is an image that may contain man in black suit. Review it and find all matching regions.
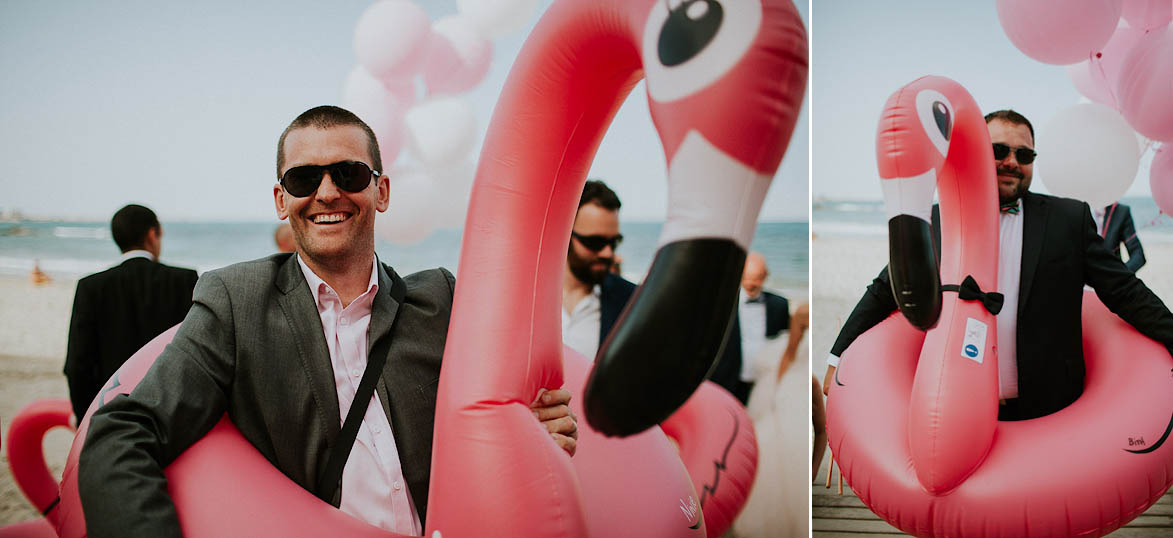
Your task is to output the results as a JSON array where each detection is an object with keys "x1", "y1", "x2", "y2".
[
  {"x1": 562, "y1": 180, "x2": 637, "y2": 359},
  {"x1": 1097, "y1": 202, "x2": 1145, "y2": 272},
  {"x1": 708, "y1": 252, "x2": 790, "y2": 405},
  {"x1": 63, "y1": 204, "x2": 198, "y2": 421},
  {"x1": 823, "y1": 109, "x2": 1173, "y2": 421},
  {"x1": 79, "y1": 106, "x2": 578, "y2": 536}
]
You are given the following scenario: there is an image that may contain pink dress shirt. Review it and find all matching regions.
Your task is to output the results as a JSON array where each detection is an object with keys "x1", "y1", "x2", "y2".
[{"x1": 297, "y1": 255, "x2": 422, "y2": 535}]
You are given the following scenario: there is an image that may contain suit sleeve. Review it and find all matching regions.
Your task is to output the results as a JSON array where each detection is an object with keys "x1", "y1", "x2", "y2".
[
  {"x1": 79, "y1": 272, "x2": 238, "y2": 538},
  {"x1": 64, "y1": 280, "x2": 100, "y2": 421},
  {"x1": 1082, "y1": 205, "x2": 1173, "y2": 357},
  {"x1": 830, "y1": 206, "x2": 942, "y2": 358},
  {"x1": 829, "y1": 265, "x2": 898, "y2": 357},
  {"x1": 765, "y1": 293, "x2": 790, "y2": 338},
  {"x1": 1119, "y1": 208, "x2": 1146, "y2": 272}
]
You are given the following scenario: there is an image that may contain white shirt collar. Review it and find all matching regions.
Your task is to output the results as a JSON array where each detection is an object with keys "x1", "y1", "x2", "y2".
[
  {"x1": 296, "y1": 254, "x2": 380, "y2": 306},
  {"x1": 740, "y1": 289, "x2": 764, "y2": 304},
  {"x1": 120, "y1": 250, "x2": 155, "y2": 262}
]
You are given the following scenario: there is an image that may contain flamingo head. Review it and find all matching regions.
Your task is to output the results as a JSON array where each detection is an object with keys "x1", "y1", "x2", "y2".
[
  {"x1": 585, "y1": 0, "x2": 807, "y2": 436},
  {"x1": 875, "y1": 76, "x2": 965, "y2": 330}
]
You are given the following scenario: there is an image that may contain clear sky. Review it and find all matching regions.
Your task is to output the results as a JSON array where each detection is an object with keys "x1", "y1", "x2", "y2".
[
  {"x1": 0, "y1": 0, "x2": 809, "y2": 223},
  {"x1": 812, "y1": 0, "x2": 1158, "y2": 202}
]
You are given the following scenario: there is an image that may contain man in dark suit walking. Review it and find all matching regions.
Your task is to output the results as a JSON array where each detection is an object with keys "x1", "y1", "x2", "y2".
[
  {"x1": 562, "y1": 180, "x2": 637, "y2": 359},
  {"x1": 79, "y1": 106, "x2": 578, "y2": 536},
  {"x1": 823, "y1": 109, "x2": 1173, "y2": 421},
  {"x1": 63, "y1": 204, "x2": 198, "y2": 421},
  {"x1": 1097, "y1": 202, "x2": 1145, "y2": 272},
  {"x1": 709, "y1": 252, "x2": 790, "y2": 405}
]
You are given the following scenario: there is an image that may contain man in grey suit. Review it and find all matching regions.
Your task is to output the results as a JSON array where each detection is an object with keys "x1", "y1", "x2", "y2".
[{"x1": 79, "y1": 106, "x2": 578, "y2": 536}]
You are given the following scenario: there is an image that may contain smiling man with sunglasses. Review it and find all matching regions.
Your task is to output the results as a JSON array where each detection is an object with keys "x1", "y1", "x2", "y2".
[
  {"x1": 562, "y1": 180, "x2": 636, "y2": 360},
  {"x1": 79, "y1": 106, "x2": 578, "y2": 537},
  {"x1": 825, "y1": 109, "x2": 1173, "y2": 422}
]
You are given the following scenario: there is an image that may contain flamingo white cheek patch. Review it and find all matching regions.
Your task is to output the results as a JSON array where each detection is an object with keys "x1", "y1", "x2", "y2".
[
  {"x1": 659, "y1": 130, "x2": 770, "y2": 249},
  {"x1": 961, "y1": 317, "x2": 987, "y2": 364},
  {"x1": 880, "y1": 168, "x2": 935, "y2": 224}
]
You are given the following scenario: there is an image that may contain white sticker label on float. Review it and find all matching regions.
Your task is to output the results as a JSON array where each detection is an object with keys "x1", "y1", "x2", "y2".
[{"x1": 961, "y1": 318, "x2": 987, "y2": 364}]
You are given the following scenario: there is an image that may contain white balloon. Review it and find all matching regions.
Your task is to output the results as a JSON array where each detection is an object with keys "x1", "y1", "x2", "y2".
[
  {"x1": 354, "y1": 0, "x2": 432, "y2": 80},
  {"x1": 1038, "y1": 103, "x2": 1140, "y2": 208},
  {"x1": 429, "y1": 159, "x2": 477, "y2": 229},
  {"x1": 375, "y1": 167, "x2": 442, "y2": 244},
  {"x1": 341, "y1": 66, "x2": 407, "y2": 169},
  {"x1": 404, "y1": 96, "x2": 477, "y2": 167},
  {"x1": 424, "y1": 15, "x2": 494, "y2": 95},
  {"x1": 456, "y1": 0, "x2": 539, "y2": 39}
]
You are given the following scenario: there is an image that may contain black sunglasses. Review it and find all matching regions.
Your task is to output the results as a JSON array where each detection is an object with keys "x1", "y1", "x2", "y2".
[
  {"x1": 992, "y1": 143, "x2": 1037, "y2": 165},
  {"x1": 572, "y1": 232, "x2": 623, "y2": 252},
  {"x1": 279, "y1": 161, "x2": 380, "y2": 198}
]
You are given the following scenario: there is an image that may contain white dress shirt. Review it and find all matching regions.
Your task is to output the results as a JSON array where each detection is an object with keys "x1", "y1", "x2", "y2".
[
  {"x1": 996, "y1": 200, "x2": 1023, "y2": 400},
  {"x1": 738, "y1": 290, "x2": 768, "y2": 382},
  {"x1": 562, "y1": 285, "x2": 602, "y2": 359},
  {"x1": 297, "y1": 255, "x2": 422, "y2": 535},
  {"x1": 119, "y1": 249, "x2": 155, "y2": 263}
]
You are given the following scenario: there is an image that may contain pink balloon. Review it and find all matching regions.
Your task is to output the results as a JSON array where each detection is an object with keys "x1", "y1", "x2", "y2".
[
  {"x1": 353, "y1": 0, "x2": 432, "y2": 81},
  {"x1": 1152, "y1": 146, "x2": 1173, "y2": 214},
  {"x1": 1117, "y1": 26, "x2": 1173, "y2": 141},
  {"x1": 996, "y1": 0, "x2": 1124, "y2": 65},
  {"x1": 423, "y1": 16, "x2": 494, "y2": 96},
  {"x1": 1121, "y1": 0, "x2": 1173, "y2": 30},
  {"x1": 341, "y1": 66, "x2": 407, "y2": 168},
  {"x1": 1066, "y1": 24, "x2": 1144, "y2": 107}
]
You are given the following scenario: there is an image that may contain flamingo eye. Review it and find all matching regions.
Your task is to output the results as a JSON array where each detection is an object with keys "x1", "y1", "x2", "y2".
[
  {"x1": 658, "y1": 0, "x2": 724, "y2": 66},
  {"x1": 643, "y1": 0, "x2": 762, "y2": 102},
  {"x1": 915, "y1": 90, "x2": 953, "y2": 158}
]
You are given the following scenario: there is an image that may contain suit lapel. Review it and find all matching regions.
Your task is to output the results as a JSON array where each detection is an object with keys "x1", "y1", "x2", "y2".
[
  {"x1": 370, "y1": 262, "x2": 435, "y2": 520},
  {"x1": 1018, "y1": 193, "x2": 1047, "y2": 317},
  {"x1": 275, "y1": 256, "x2": 341, "y2": 444}
]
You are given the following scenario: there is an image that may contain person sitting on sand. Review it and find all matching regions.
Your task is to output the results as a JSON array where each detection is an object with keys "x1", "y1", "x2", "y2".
[{"x1": 29, "y1": 259, "x2": 51, "y2": 286}]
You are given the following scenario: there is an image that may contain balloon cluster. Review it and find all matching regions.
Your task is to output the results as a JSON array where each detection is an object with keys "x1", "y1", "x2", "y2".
[
  {"x1": 996, "y1": 0, "x2": 1173, "y2": 214},
  {"x1": 343, "y1": 0, "x2": 538, "y2": 244}
]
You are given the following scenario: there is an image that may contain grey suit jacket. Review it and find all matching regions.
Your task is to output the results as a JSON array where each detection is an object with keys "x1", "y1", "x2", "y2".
[{"x1": 79, "y1": 253, "x2": 454, "y2": 537}]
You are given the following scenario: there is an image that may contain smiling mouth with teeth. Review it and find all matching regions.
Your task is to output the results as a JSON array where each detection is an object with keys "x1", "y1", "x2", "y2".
[{"x1": 312, "y1": 213, "x2": 350, "y2": 224}]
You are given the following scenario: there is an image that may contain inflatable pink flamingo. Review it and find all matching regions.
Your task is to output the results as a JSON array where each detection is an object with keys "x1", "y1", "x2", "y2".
[
  {"x1": 2, "y1": 1, "x2": 806, "y2": 536},
  {"x1": 826, "y1": 75, "x2": 1173, "y2": 537},
  {"x1": 0, "y1": 401, "x2": 70, "y2": 538}
]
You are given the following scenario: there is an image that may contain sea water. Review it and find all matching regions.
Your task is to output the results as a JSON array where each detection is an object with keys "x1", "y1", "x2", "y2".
[
  {"x1": 0, "y1": 221, "x2": 810, "y2": 293},
  {"x1": 813, "y1": 195, "x2": 1173, "y2": 241}
]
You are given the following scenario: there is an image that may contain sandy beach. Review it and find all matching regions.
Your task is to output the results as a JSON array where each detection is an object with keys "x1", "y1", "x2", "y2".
[{"x1": 0, "y1": 276, "x2": 74, "y2": 525}]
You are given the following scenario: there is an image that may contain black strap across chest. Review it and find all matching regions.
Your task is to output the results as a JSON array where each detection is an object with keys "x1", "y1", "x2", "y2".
[{"x1": 314, "y1": 279, "x2": 406, "y2": 503}]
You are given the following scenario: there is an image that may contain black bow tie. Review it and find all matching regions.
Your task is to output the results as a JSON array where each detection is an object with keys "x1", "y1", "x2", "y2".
[
  {"x1": 746, "y1": 295, "x2": 764, "y2": 304},
  {"x1": 941, "y1": 275, "x2": 1004, "y2": 315}
]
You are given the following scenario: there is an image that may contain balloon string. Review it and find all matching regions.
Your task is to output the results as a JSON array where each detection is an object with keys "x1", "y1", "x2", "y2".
[{"x1": 1089, "y1": 51, "x2": 1120, "y2": 110}]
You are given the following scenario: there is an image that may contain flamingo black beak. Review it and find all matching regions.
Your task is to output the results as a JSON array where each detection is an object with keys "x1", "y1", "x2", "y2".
[
  {"x1": 584, "y1": 238, "x2": 745, "y2": 437},
  {"x1": 887, "y1": 214, "x2": 941, "y2": 331}
]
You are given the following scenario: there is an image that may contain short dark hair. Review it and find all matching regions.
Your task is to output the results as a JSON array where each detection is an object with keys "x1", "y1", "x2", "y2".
[
  {"x1": 276, "y1": 105, "x2": 382, "y2": 177},
  {"x1": 578, "y1": 179, "x2": 621, "y2": 211},
  {"x1": 984, "y1": 109, "x2": 1035, "y2": 142},
  {"x1": 110, "y1": 204, "x2": 159, "y2": 253}
]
